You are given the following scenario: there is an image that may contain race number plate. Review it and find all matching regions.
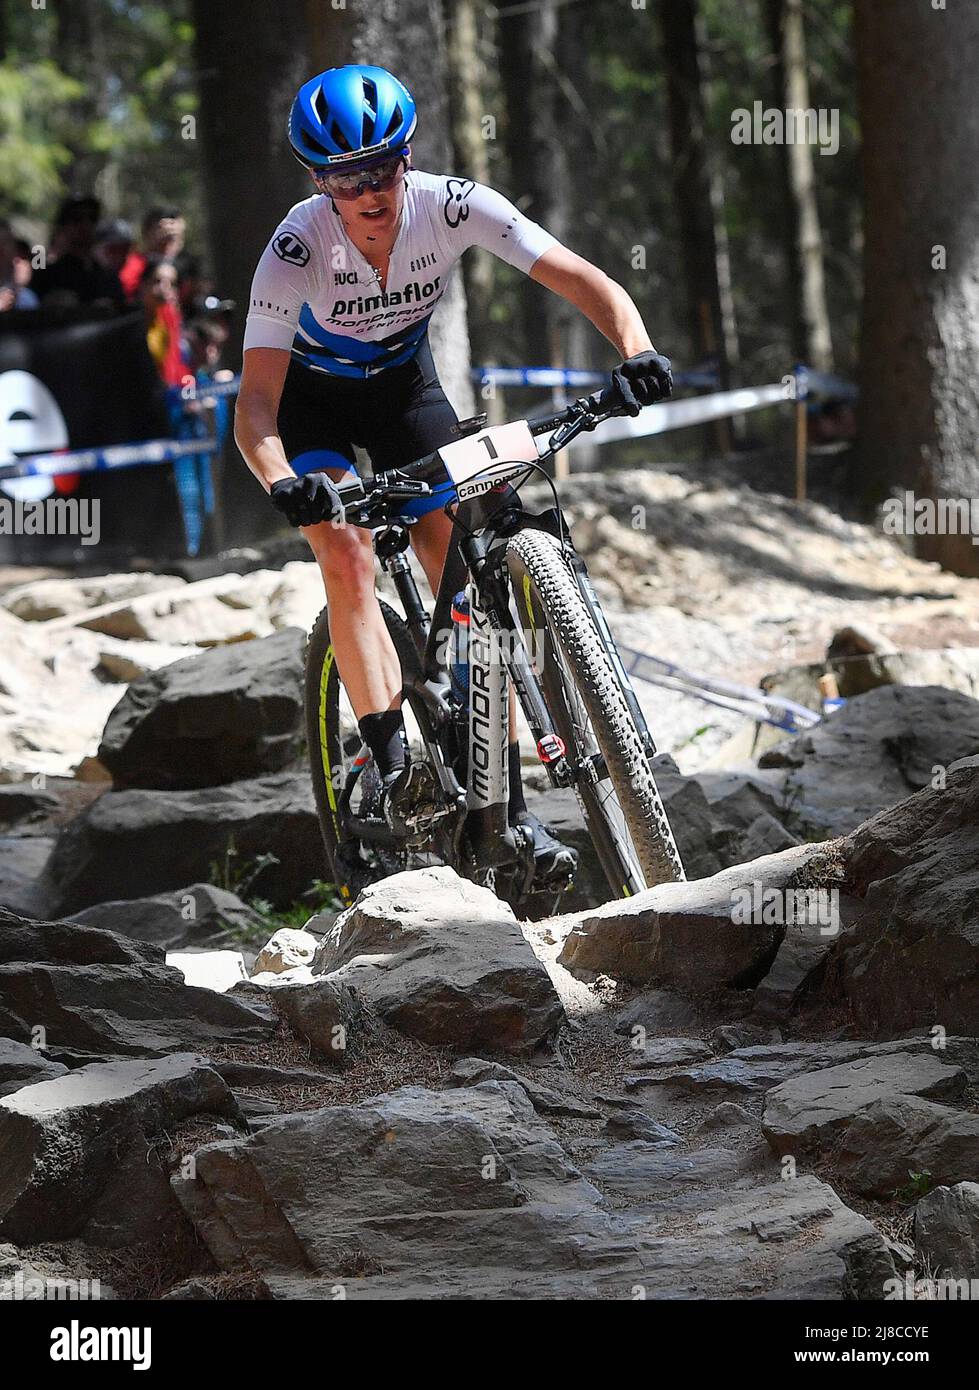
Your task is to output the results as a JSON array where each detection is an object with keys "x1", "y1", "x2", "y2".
[{"x1": 438, "y1": 420, "x2": 540, "y2": 499}]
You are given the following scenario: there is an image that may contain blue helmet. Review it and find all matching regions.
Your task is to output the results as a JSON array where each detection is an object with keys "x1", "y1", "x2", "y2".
[{"x1": 288, "y1": 65, "x2": 417, "y2": 170}]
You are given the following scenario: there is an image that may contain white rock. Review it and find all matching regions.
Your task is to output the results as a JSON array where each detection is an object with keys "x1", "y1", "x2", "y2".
[
  {"x1": 166, "y1": 950, "x2": 247, "y2": 994},
  {"x1": 253, "y1": 928, "x2": 319, "y2": 977}
]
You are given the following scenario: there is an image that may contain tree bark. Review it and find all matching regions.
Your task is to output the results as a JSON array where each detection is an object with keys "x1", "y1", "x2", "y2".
[
  {"x1": 498, "y1": 0, "x2": 559, "y2": 367},
  {"x1": 766, "y1": 0, "x2": 833, "y2": 372},
  {"x1": 443, "y1": 0, "x2": 494, "y2": 369},
  {"x1": 307, "y1": 0, "x2": 474, "y2": 415},
  {"x1": 856, "y1": 0, "x2": 979, "y2": 577},
  {"x1": 192, "y1": 0, "x2": 310, "y2": 342},
  {"x1": 658, "y1": 0, "x2": 736, "y2": 389},
  {"x1": 54, "y1": 0, "x2": 110, "y2": 195}
]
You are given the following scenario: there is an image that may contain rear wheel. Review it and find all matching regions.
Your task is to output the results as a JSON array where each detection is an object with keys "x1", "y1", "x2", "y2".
[{"x1": 505, "y1": 529, "x2": 685, "y2": 897}]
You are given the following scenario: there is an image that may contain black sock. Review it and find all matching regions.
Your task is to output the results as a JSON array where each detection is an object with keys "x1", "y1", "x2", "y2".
[
  {"x1": 507, "y1": 741, "x2": 527, "y2": 819},
  {"x1": 358, "y1": 709, "x2": 408, "y2": 783}
]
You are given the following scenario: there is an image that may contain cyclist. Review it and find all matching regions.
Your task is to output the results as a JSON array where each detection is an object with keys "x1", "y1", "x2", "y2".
[{"x1": 235, "y1": 64, "x2": 673, "y2": 883}]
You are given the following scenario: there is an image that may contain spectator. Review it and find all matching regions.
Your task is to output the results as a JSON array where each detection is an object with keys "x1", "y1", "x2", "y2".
[
  {"x1": 12, "y1": 238, "x2": 37, "y2": 292},
  {"x1": 184, "y1": 317, "x2": 228, "y2": 376},
  {"x1": 30, "y1": 194, "x2": 126, "y2": 307},
  {"x1": 93, "y1": 218, "x2": 135, "y2": 279},
  {"x1": 120, "y1": 206, "x2": 187, "y2": 302},
  {"x1": 139, "y1": 256, "x2": 187, "y2": 387},
  {"x1": 0, "y1": 220, "x2": 39, "y2": 310}
]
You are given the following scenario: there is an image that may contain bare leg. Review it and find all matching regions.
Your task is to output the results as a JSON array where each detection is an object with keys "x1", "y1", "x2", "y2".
[{"x1": 302, "y1": 518, "x2": 401, "y2": 718}]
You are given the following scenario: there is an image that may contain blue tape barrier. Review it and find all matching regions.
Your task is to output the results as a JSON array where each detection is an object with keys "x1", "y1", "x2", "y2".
[{"x1": 0, "y1": 436, "x2": 220, "y2": 482}]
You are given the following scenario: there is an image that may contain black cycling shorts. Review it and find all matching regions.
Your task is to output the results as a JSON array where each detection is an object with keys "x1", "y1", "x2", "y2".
[{"x1": 276, "y1": 335, "x2": 459, "y2": 519}]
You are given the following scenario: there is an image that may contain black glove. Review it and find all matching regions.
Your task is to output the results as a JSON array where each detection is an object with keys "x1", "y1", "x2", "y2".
[
  {"x1": 269, "y1": 472, "x2": 344, "y2": 528},
  {"x1": 610, "y1": 351, "x2": 674, "y2": 416}
]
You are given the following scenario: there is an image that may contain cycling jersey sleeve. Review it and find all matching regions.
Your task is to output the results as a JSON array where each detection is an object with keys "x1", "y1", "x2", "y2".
[
  {"x1": 443, "y1": 179, "x2": 559, "y2": 273},
  {"x1": 242, "y1": 223, "x2": 318, "y2": 353}
]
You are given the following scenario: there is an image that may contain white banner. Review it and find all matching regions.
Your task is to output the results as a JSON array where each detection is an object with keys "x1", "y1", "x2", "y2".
[{"x1": 577, "y1": 382, "x2": 789, "y2": 447}]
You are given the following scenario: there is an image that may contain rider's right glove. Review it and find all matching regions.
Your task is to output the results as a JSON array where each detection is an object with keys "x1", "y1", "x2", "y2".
[{"x1": 269, "y1": 472, "x2": 344, "y2": 528}]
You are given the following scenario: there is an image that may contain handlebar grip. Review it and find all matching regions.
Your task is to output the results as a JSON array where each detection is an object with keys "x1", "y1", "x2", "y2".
[{"x1": 584, "y1": 384, "x2": 626, "y2": 417}]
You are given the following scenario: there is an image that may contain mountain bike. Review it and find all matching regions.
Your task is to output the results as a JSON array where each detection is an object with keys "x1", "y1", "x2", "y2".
[{"x1": 304, "y1": 385, "x2": 686, "y2": 916}]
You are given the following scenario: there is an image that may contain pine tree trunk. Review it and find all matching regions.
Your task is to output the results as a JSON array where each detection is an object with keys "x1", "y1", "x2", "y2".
[
  {"x1": 659, "y1": 0, "x2": 735, "y2": 389},
  {"x1": 307, "y1": 0, "x2": 475, "y2": 415},
  {"x1": 55, "y1": 0, "x2": 110, "y2": 195},
  {"x1": 856, "y1": 0, "x2": 979, "y2": 577},
  {"x1": 443, "y1": 0, "x2": 494, "y2": 369},
  {"x1": 192, "y1": 0, "x2": 310, "y2": 341},
  {"x1": 498, "y1": 0, "x2": 558, "y2": 366},
  {"x1": 766, "y1": 0, "x2": 833, "y2": 372}
]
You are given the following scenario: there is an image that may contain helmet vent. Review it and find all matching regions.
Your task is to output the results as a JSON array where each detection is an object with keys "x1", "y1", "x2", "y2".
[
  {"x1": 382, "y1": 105, "x2": 403, "y2": 141},
  {"x1": 329, "y1": 120, "x2": 353, "y2": 153},
  {"x1": 312, "y1": 87, "x2": 329, "y2": 125},
  {"x1": 361, "y1": 76, "x2": 378, "y2": 144},
  {"x1": 303, "y1": 132, "x2": 330, "y2": 159}
]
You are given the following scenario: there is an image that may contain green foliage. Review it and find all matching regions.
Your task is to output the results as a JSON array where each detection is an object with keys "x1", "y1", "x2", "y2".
[
  {"x1": 0, "y1": 63, "x2": 84, "y2": 217},
  {"x1": 0, "y1": 0, "x2": 202, "y2": 235},
  {"x1": 208, "y1": 837, "x2": 280, "y2": 901},
  {"x1": 894, "y1": 1170, "x2": 936, "y2": 1204}
]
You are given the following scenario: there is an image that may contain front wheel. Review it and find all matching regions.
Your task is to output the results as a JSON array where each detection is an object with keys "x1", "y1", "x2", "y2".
[{"x1": 505, "y1": 529, "x2": 685, "y2": 897}]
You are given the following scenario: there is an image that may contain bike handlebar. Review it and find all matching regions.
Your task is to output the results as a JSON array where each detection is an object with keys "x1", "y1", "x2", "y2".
[{"x1": 336, "y1": 384, "x2": 644, "y2": 522}]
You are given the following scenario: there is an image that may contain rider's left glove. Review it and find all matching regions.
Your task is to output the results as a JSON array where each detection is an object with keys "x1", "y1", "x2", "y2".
[
  {"x1": 269, "y1": 472, "x2": 344, "y2": 528},
  {"x1": 610, "y1": 351, "x2": 674, "y2": 416}
]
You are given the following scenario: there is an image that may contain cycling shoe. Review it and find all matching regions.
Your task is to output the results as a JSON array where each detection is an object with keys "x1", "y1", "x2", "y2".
[
  {"x1": 381, "y1": 761, "x2": 444, "y2": 841},
  {"x1": 511, "y1": 810, "x2": 578, "y2": 889}
]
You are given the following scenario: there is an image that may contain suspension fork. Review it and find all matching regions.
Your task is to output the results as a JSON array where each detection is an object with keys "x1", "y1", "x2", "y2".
[{"x1": 464, "y1": 534, "x2": 576, "y2": 798}]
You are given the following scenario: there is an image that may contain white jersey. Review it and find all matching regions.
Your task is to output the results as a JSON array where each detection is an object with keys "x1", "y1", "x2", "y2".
[{"x1": 243, "y1": 170, "x2": 558, "y2": 378}]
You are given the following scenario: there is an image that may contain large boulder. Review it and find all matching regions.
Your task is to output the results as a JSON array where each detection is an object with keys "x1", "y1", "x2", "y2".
[
  {"x1": 0, "y1": 1053, "x2": 240, "y2": 1245},
  {"x1": 1, "y1": 573, "x2": 179, "y2": 624},
  {"x1": 811, "y1": 763, "x2": 979, "y2": 1034},
  {"x1": 309, "y1": 867, "x2": 565, "y2": 1053},
  {"x1": 836, "y1": 1096, "x2": 979, "y2": 1199},
  {"x1": 98, "y1": 628, "x2": 306, "y2": 790},
  {"x1": 0, "y1": 906, "x2": 275, "y2": 1059},
  {"x1": 41, "y1": 771, "x2": 323, "y2": 914},
  {"x1": 558, "y1": 843, "x2": 825, "y2": 991},
  {"x1": 761, "y1": 1051, "x2": 966, "y2": 1156},
  {"x1": 247, "y1": 970, "x2": 360, "y2": 1062},
  {"x1": 68, "y1": 883, "x2": 266, "y2": 950},
  {"x1": 0, "y1": 1038, "x2": 68, "y2": 1097},
  {"x1": 914, "y1": 1183, "x2": 979, "y2": 1278},
  {"x1": 757, "y1": 685, "x2": 979, "y2": 837},
  {"x1": 58, "y1": 574, "x2": 273, "y2": 645},
  {"x1": 171, "y1": 1080, "x2": 894, "y2": 1299}
]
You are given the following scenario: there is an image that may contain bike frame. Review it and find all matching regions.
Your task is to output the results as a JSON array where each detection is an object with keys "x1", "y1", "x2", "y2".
[
  {"x1": 332, "y1": 389, "x2": 646, "y2": 887},
  {"x1": 357, "y1": 486, "x2": 573, "y2": 881}
]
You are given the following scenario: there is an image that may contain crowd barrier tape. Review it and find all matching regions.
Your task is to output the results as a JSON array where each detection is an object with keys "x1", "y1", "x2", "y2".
[
  {"x1": 473, "y1": 366, "x2": 721, "y2": 391},
  {"x1": 0, "y1": 436, "x2": 220, "y2": 482},
  {"x1": 1, "y1": 365, "x2": 855, "y2": 483}
]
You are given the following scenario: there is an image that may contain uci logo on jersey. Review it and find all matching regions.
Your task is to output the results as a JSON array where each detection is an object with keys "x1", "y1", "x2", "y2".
[{"x1": 273, "y1": 232, "x2": 311, "y2": 266}]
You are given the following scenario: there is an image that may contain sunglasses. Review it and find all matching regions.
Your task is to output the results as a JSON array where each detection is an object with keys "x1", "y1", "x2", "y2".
[{"x1": 311, "y1": 152, "x2": 408, "y2": 201}]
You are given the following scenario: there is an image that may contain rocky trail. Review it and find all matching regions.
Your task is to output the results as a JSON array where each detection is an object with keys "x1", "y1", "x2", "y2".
[{"x1": 1, "y1": 466, "x2": 978, "y2": 1301}]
